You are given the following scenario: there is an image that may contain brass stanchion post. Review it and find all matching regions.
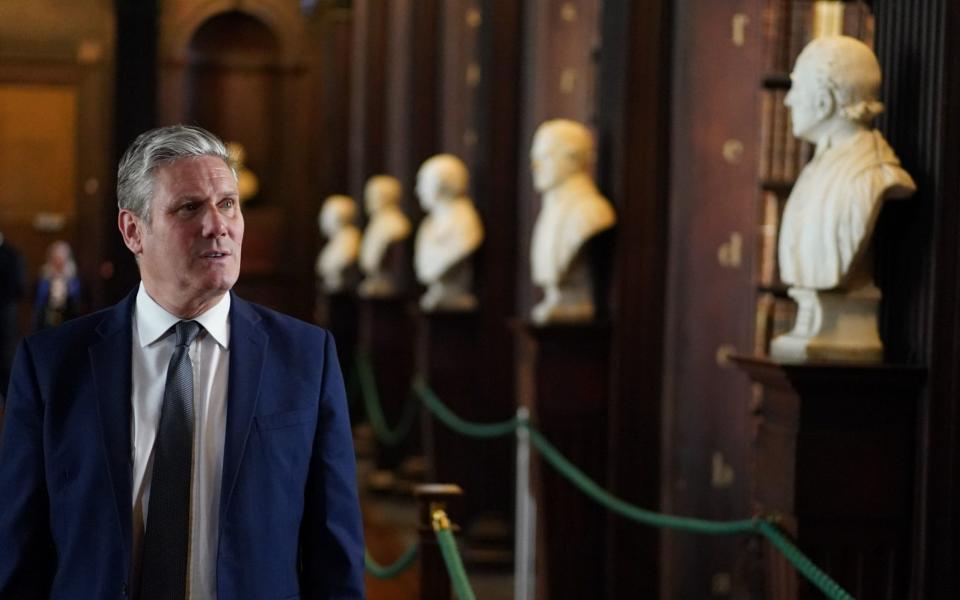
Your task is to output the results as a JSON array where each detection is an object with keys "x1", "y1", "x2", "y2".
[{"x1": 415, "y1": 483, "x2": 463, "y2": 600}]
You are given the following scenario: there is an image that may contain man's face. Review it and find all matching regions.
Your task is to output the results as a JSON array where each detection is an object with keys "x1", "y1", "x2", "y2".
[
  {"x1": 531, "y1": 134, "x2": 577, "y2": 192},
  {"x1": 784, "y1": 53, "x2": 833, "y2": 142},
  {"x1": 415, "y1": 168, "x2": 439, "y2": 213},
  {"x1": 119, "y1": 155, "x2": 243, "y2": 317}
]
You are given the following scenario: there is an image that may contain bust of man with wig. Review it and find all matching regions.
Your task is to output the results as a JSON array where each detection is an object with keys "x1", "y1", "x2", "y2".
[
  {"x1": 772, "y1": 35, "x2": 916, "y2": 362},
  {"x1": 316, "y1": 194, "x2": 361, "y2": 293},
  {"x1": 358, "y1": 175, "x2": 412, "y2": 298},
  {"x1": 414, "y1": 154, "x2": 484, "y2": 312},
  {"x1": 529, "y1": 119, "x2": 616, "y2": 324}
]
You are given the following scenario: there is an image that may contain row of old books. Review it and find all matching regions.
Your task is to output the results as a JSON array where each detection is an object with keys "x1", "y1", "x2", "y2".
[
  {"x1": 755, "y1": 190, "x2": 791, "y2": 355},
  {"x1": 762, "y1": 0, "x2": 875, "y2": 75},
  {"x1": 754, "y1": 292, "x2": 798, "y2": 355},
  {"x1": 758, "y1": 88, "x2": 813, "y2": 186}
]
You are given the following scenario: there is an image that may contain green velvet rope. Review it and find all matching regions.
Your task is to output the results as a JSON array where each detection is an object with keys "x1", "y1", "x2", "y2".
[
  {"x1": 410, "y1": 375, "x2": 856, "y2": 600},
  {"x1": 364, "y1": 543, "x2": 419, "y2": 579},
  {"x1": 355, "y1": 351, "x2": 418, "y2": 446},
  {"x1": 434, "y1": 527, "x2": 477, "y2": 600},
  {"x1": 756, "y1": 521, "x2": 855, "y2": 600},
  {"x1": 413, "y1": 376, "x2": 522, "y2": 438}
]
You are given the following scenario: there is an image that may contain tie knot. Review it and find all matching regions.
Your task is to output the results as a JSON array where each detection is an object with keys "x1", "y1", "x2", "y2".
[{"x1": 174, "y1": 320, "x2": 201, "y2": 347}]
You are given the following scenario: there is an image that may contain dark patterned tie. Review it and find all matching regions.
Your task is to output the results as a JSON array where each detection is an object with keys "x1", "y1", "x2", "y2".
[{"x1": 140, "y1": 320, "x2": 201, "y2": 600}]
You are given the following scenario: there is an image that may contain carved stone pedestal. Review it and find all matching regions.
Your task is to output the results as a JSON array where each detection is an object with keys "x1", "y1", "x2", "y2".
[
  {"x1": 416, "y1": 311, "x2": 513, "y2": 565},
  {"x1": 771, "y1": 286, "x2": 883, "y2": 364},
  {"x1": 731, "y1": 356, "x2": 924, "y2": 599},
  {"x1": 514, "y1": 321, "x2": 610, "y2": 600},
  {"x1": 358, "y1": 297, "x2": 417, "y2": 472}
]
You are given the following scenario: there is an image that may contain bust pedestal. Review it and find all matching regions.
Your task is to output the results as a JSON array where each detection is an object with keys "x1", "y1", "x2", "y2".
[
  {"x1": 731, "y1": 355, "x2": 923, "y2": 599},
  {"x1": 513, "y1": 321, "x2": 610, "y2": 599},
  {"x1": 416, "y1": 311, "x2": 512, "y2": 565},
  {"x1": 770, "y1": 287, "x2": 882, "y2": 363},
  {"x1": 358, "y1": 297, "x2": 417, "y2": 473},
  {"x1": 315, "y1": 290, "x2": 359, "y2": 419}
]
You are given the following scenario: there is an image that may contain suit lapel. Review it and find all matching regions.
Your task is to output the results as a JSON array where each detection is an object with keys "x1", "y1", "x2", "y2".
[
  {"x1": 90, "y1": 290, "x2": 136, "y2": 558},
  {"x1": 219, "y1": 293, "x2": 267, "y2": 523}
]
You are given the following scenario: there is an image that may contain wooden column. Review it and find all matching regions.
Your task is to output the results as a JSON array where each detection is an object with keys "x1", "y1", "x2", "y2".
[
  {"x1": 869, "y1": 2, "x2": 960, "y2": 597},
  {"x1": 661, "y1": 1, "x2": 766, "y2": 596},
  {"x1": 416, "y1": 311, "x2": 512, "y2": 564},
  {"x1": 515, "y1": 322, "x2": 610, "y2": 599},
  {"x1": 384, "y1": 0, "x2": 440, "y2": 203},
  {"x1": 357, "y1": 297, "x2": 417, "y2": 472},
  {"x1": 596, "y1": 0, "x2": 670, "y2": 596},
  {"x1": 348, "y1": 0, "x2": 388, "y2": 203},
  {"x1": 732, "y1": 356, "x2": 924, "y2": 599}
]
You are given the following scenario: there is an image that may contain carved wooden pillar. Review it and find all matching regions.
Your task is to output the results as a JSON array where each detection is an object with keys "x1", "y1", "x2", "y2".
[
  {"x1": 514, "y1": 322, "x2": 610, "y2": 599},
  {"x1": 348, "y1": 0, "x2": 387, "y2": 204},
  {"x1": 732, "y1": 356, "x2": 924, "y2": 599}
]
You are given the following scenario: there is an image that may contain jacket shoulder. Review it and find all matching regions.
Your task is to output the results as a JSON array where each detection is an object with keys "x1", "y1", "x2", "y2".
[
  {"x1": 235, "y1": 297, "x2": 331, "y2": 346},
  {"x1": 23, "y1": 304, "x2": 119, "y2": 353}
]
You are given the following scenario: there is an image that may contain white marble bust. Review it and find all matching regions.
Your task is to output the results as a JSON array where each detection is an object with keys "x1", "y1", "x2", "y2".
[
  {"x1": 414, "y1": 154, "x2": 484, "y2": 312},
  {"x1": 529, "y1": 119, "x2": 616, "y2": 324},
  {"x1": 771, "y1": 35, "x2": 916, "y2": 363},
  {"x1": 358, "y1": 175, "x2": 412, "y2": 298},
  {"x1": 316, "y1": 195, "x2": 361, "y2": 293}
]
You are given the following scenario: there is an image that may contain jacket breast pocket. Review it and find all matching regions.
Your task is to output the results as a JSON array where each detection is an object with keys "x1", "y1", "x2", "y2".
[
  {"x1": 254, "y1": 407, "x2": 316, "y2": 481},
  {"x1": 255, "y1": 407, "x2": 315, "y2": 432}
]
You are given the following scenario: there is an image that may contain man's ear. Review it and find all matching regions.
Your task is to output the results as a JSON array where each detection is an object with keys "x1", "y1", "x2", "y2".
[
  {"x1": 815, "y1": 87, "x2": 836, "y2": 122},
  {"x1": 118, "y1": 209, "x2": 145, "y2": 255}
]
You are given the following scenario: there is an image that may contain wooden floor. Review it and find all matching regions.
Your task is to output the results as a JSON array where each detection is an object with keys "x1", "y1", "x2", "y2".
[
  {"x1": 359, "y1": 460, "x2": 514, "y2": 600},
  {"x1": 363, "y1": 497, "x2": 419, "y2": 600}
]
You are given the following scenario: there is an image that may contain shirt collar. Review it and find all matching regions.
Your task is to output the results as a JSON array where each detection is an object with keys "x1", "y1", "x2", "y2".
[{"x1": 134, "y1": 282, "x2": 231, "y2": 349}]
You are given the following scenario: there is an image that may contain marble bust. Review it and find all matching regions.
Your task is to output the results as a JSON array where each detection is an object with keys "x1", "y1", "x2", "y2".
[
  {"x1": 414, "y1": 154, "x2": 484, "y2": 312},
  {"x1": 529, "y1": 119, "x2": 616, "y2": 324},
  {"x1": 358, "y1": 175, "x2": 412, "y2": 298},
  {"x1": 316, "y1": 195, "x2": 361, "y2": 293},
  {"x1": 771, "y1": 35, "x2": 916, "y2": 363}
]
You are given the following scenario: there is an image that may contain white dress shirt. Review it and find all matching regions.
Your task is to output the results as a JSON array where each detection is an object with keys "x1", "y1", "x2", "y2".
[{"x1": 131, "y1": 283, "x2": 230, "y2": 599}]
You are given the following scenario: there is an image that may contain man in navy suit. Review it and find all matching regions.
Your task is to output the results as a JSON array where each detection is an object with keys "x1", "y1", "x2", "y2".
[{"x1": 0, "y1": 125, "x2": 365, "y2": 599}]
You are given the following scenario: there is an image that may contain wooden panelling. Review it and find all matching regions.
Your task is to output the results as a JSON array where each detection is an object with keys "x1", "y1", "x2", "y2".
[
  {"x1": 111, "y1": 0, "x2": 158, "y2": 302},
  {"x1": 0, "y1": 0, "x2": 114, "y2": 327},
  {"x1": 515, "y1": 323, "x2": 610, "y2": 600},
  {"x1": 384, "y1": 0, "x2": 439, "y2": 215},
  {"x1": 596, "y1": 0, "x2": 670, "y2": 596},
  {"x1": 158, "y1": 0, "x2": 320, "y2": 320},
  {"x1": 734, "y1": 356, "x2": 923, "y2": 599},
  {"x1": 308, "y1": 8, "x2": 352, "y2": 199},
  {"x1": 0, "y1": 85, "x2": 77, "y2": 219},
  {"x1": 869, "y1": 1, "x2": 960, "y2": 597},
  {"x1": 348, "y1": 0, "x2": 388, "y2": 205},
  {"x1": 662, "y1": 1, "x2": 765, "y2": 597}
]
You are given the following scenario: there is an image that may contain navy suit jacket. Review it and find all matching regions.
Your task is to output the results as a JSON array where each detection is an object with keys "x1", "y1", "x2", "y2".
[{"x1": 0, "y1": 289, "x2": 365, "y2": 599}]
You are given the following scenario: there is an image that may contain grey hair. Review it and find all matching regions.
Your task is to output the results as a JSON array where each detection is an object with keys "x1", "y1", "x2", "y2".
[
  {"x1": 799, "y1": 36, "x2": 885, "y2": 124},
  {"x1": 116, "y1": 125, "x2": 236, "y2": 222}
]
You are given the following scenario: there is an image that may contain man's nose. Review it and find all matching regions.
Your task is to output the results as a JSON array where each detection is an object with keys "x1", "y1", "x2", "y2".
[{"x1": 202, "y1": 206, "x2": 228, "y2": 237}]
